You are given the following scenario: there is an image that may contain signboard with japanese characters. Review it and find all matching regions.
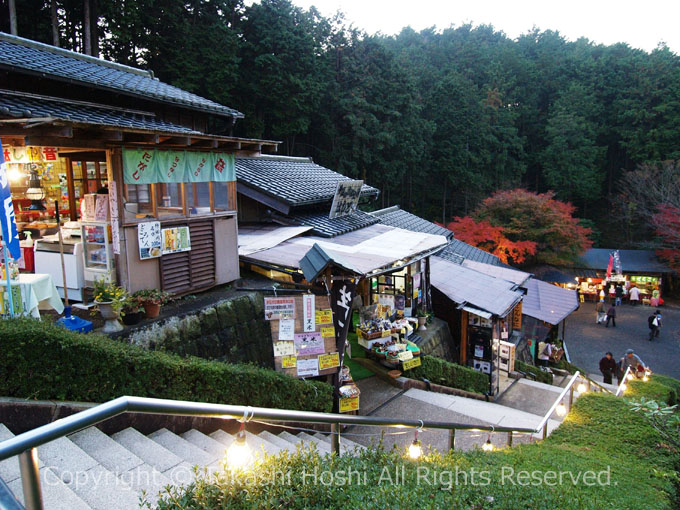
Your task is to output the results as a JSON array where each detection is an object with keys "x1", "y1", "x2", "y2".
[
  {"x1": 161, "y1": 226, "x2": 191, "y2": 254},
  {"x1": 268, "y1": 294, "x2": 339, "y2": 379},
  {"x1": 138, "y1": 221, "x2": 162, "y2": 260},
  {"x1": 329, "y1": 180, "x2": 363, "y2": 219},
  {"x1": 2, "y1": 146, "x2": 59, "y2": 164}
]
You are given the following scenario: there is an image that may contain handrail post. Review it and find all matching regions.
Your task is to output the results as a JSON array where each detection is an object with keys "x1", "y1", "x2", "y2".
[
  {"x1": 448, "y1": 429, "x2": 456, "y2": 451},
  {"x1": 507, "y1": 431, "x2": 513, "y2": 447},
  {"x1": 19, "y1": 448, "x2": 42, "y2": 510},
  {"x1": 542, "y1": 423, "x2": 548, "y2": 440},
  {"x1": 569, "y1": 385, "x2": 574, "y2": 409},
  {"x1": 331, "y1": 423, "x2": 340, "y2": 455}
]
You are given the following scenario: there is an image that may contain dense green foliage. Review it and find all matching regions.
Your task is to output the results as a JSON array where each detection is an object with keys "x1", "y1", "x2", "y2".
[
  {"x1": 152, "y1": 376, "x2": 679, "y2": 509},
  {"x1": 8, "y1": 0, "x2": 680, "y2": 246},
  {"x1": 514, "y1": 360, "x2": 554, "y2": 385},
  {"x1": 0, "y1": 318, "x2": 331, "y2": 412},
  {"x1": 408, "y1": 355, "x2": 489, "y2": 395}
]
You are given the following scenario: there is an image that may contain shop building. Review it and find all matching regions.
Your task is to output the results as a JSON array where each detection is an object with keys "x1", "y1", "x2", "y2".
[{"x1": 0, "y1": 33, "x2": 278, "y2": 297}]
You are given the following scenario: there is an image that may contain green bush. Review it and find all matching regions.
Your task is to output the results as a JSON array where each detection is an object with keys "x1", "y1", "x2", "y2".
[
  {"x1": 0, "y1": 318, "x2": 331, "y2": 412},
  {"x1": 154, "y1": 390, "x2": 679, "y2": 510},
  {"x1": 408, "y1": 355, "x2": 489, "y2": 394},
  {"x1": 515, "y1": 360, "x2": 554, "y2": 385}
]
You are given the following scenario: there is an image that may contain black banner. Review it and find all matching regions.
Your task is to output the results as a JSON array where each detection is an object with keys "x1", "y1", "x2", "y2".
[{"x1": 330, "y1": 279, "x2": 357, "y2": 412}]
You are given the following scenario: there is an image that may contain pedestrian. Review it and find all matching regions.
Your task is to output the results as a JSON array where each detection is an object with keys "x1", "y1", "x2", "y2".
[
  {"x1": 618, "y1": 349, "x2": 648, "y2": 384},
  {"x1": 596, "y1": 299, "x2": 607, "y2": 324},
  {"x1": 537, "y1": 341, "x2": 553, "y2": 367},
  {"x1": 648, "y1": 309, "x2": 662, "y2": 341},
  {"x1": 629, "y1": 285, "x2": 640, "y2": 306},
  {"x1": 605, "y1": 303, "x2": 616, "y2": 327},
  {"x1": 599, "y1": 287, "x2": 606, "y2": 302},
  {"x1": 599, "y1": 352, "x2": 617, "y2": 384},
  {"x1": 615, "y1": 284, "x2": 623, "y2": 306}
]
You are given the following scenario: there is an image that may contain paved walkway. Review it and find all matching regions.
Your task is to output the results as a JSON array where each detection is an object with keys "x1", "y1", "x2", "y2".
[{"x1": 566, "y1": 301, "x2": 680, "y2": 379}]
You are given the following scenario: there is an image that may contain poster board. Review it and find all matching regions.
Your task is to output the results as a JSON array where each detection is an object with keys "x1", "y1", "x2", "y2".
[
  {"x1": 138, "y1": 221, "x2": 162, "y2": 260},
  {"x1": 269, "y1": 294, "x2": 340, "y2": 378},
  {"x1": 162, "y1": 226, "x2": 191, "y2": 254}
]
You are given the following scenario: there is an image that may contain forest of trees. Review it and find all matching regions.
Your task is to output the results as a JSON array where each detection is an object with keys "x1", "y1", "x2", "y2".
[{"x1": 4, "y1": 0, "x2": 680, "y2": 250}]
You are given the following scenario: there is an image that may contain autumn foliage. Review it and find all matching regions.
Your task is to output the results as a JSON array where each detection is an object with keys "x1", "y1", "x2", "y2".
[
  {"x1": 652, "y1": 204, "x2": 680, "y2": 271},
  {"x1": 442, "y1": 189, "x2": 593, "y2": 266}
]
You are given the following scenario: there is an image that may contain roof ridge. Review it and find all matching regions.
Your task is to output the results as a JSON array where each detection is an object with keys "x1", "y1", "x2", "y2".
[
  {"x1": 236, "y1": 155, "x2": 313, "y2": 163},
  {"x1": 0, "y1": 32, "x2": 153, "y2": 79},
  {"x1": 370, "y1": 205, "x2": 400, "y2": 216}
]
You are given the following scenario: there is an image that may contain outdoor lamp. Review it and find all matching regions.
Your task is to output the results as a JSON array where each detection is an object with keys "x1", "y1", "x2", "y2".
[
  {"x1": 25, "y1": 169, "x2": 46, "y2": 210},
  {"x1": 620, "y1": 383, "x2": 627, "y2": 392},
  {"x1": 408, "y1": 421, "x2": 423, "y2": 459},
  {"x1": 643, "y1": 374, "x2": 649, "y2": 382},
  {"x1": 556, "y1": 402, "x2": 567, "y2": 417},
  {"x1": 482, "y1": 437, "x2": 494, "y2": 452},
  {"x1": 226, "y1": 408, "x2": 254, "y2": 471},
  {"x1": 626, "y1": 373, "x2": 634, "y2": 381},
  {"x1": 577, "y1": 383, "x2": 587, "y2": 394}
]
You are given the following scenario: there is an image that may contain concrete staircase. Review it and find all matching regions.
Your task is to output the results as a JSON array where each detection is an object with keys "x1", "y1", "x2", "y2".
[{"x1": 0, "y1": 424, "x2": 365, "y2": 510}]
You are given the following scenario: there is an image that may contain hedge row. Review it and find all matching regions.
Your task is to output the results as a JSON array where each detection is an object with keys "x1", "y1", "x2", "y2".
[
  {"x1": 0, "y1": 318, "x2": 331, "y2": 412},
  {"x1": 408, "y1": 355, "x2": 489, "y2": 394},
  {"x1": 514, "y1": 360, "x2": 554, "y2": 385}
]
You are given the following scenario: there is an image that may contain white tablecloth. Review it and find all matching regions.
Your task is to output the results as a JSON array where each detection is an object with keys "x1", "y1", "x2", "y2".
[{"x1": 1, "y1": 273, "x2": 64, "y2": 318}]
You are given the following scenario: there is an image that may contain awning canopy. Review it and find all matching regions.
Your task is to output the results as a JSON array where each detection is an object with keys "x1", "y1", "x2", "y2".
[
  {"x1": 522, "y1": 278, "x2": 579, "y2": 326},
  {"x1": 430, "y1": 256, "x2": 524, "y2": 318}
]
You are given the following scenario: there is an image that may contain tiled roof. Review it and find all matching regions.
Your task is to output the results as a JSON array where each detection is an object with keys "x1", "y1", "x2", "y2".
[
  {"x1": 438, "y1": 238, "x2": 505, "y2": 267},
  {"x1": 575, "y1": 249, "x2": 673, "y2": 274},
  {"x1": 236, "y1": 157, "x2": 379, "y2": 207},
  {"x1": 371, "y1": 206, "x2": 453, "y2": 239},
  {"x1": 0, "y1": 33, "x2": 242, "y2": 118},
  {"x1": 279, "y1": 209, "x2": 380, "y2": 237},
  {"x1": 0, "y1": 89, "x2": 201, "y2": 134}
]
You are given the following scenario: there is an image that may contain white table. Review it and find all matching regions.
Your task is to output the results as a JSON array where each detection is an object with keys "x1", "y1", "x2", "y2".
[{"x1": 0, "y1": 273, "x2": 64, "y2": 318}]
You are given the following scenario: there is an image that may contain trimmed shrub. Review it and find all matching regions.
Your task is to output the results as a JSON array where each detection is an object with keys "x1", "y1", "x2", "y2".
[
  {"x1": 408, "y1": 355, "x2": 489, "y2": 394},
  {"x1": 515, "y1": 360, "x2": 554, "y2": 385},
  {"x1": 0, "y1": 318, "x2": 331, "y2": 412}
]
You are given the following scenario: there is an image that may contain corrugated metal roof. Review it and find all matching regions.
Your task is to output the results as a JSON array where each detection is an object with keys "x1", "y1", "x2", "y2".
[
  {"x1": 461, "y1": 260, "x2": 532, "y2": 286},
  {"x1": 0, "y1": 89, "x2": 201, "y2": 134},
  {"x1": 371, "y1": 206, "x2": 453, "y2": 239},
  {"x1": 437, "y1": 238, "x2": 505, "y2": 266},
  {"x1": 283, "y1": 209, "x2": 379, "y2": 237},
  {"x1": 0, "y1": 33, "x2": 242, "y2": 117},
  {"x1": 522, "y1": 278, "x2": 579, "y2": 325},
  {"x1": 575, "y1": 249, "x2": 672, "y2": 274},
  {"x1": 238, "y1": 224, "x2": 311, "y2": 256},
  {"x1": 430, "y1": 256, "x2": 524, "y2": 317},
  {"x1": 236, "y1": 157, "x2": 379, "y2": 207}
]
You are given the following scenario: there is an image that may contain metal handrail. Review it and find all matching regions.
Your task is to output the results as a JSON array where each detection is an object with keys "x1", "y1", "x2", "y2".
[
  {"x1": 615, "y1": 366, "x2": 633, "y2": 397},
  {"x1": 534, "y1": 371, "x2": 580, "y2": 439}
]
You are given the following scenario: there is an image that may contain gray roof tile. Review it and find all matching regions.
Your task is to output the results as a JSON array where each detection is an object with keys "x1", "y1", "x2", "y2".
[
  {"x1": 0, "y1": 33, "x2": 242, "y2": 118},
  {"x1": 0, "y1": 89, "x2": 201, "y2": 134},
  {"x1": 438, "y1": 239, "x2": 505, "y2": 267},
  {"x1": 282, "y1": 209, "x2": 379, "y2": 237},
  {"x1": 371, "y1": 206, "x2": 453, "y2": 238},
  {"x1": 236, "y1": 157, "x2": 379, "y2": 207}
]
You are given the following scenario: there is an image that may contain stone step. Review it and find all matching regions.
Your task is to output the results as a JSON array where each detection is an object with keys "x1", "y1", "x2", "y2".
[
  {"x1": 296, "y1": 432, "x2": 332, "y2": 454},
  {"x1": 244, "y1": 430, "x2": 281, "y2": 457},
  {"x1": 257, "y1": 430, "x2": 294, "y2": 452},
  {"x1": 8, "y1": 467, "x2": 91, "y2": 510},
  {"x1": 148, "y1": 428, "x2": 217, "y2": 467},
  {"x1": 181, "y1": 429, "x2": 228, "y2": 460},
  {"x1": 111, "y1": 428, "x2": 183, "y2": 475},
  {"x1": 69, "y1": 427, "x2": 143, "y2": 474},
  {"x1": 312, "y1": 432, "x2": 366, "y2": 454},
  {"x1": 277, "y1": 430, "x2": 304, "y2": 448}
]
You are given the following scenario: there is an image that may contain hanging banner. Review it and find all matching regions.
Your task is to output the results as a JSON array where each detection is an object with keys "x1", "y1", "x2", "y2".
[
  {"x1": 0, "y1": 141, "x2": 21, "y2": 260},
  {"x1": 303, "y1": 294, "x2": 315, "y2": 332},
  {"x1": 123, "y1": 149, "x2": 234, "y2": 184}
]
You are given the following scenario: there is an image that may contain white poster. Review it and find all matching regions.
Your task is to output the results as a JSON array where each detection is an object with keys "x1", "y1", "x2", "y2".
[
  {"x1": 138, "y1": 221, "x2": 162, "y2": 260},
  {"x1": 297, "y1": 358, "x2": 319, "y2": 378},
  {"x1": 303, "y1": 294, "x2": 315, "y2": 332},
  {"x1": 273, "y1": 341, "x2": 296, "y2": 357},
  {"x1": 278, "y1": 319, "x2": 295, "y2": 340}
]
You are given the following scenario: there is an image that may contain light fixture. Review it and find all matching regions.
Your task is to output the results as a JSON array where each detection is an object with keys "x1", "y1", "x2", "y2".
[
  {"x1": 7, "y1": 166, "x2": 22, "y2": 182},
  {"x1": 627, "y1": 373, "x2": 634, "y2": 381},
  {"x1": 408, "y1": 421, "x2": 423, "y2": 459},
  {"x1": 226, "y1": 408, "x2": 254, "y2": 471},
  {"x1": 642, "y1": 375, "x2": 649, "y2": 382},
  {"x1": 577, "y1": 383, "x2": 587, "y2": 394},
  {"x1": 556, "y1": 402, "x2": 567, "y2": 417},
  {"x1": 25, "y1": 168, "x2": 45, "y2": 210},
  {"x1": 482, "y1": 436, "x2": 494, "y2": 452},
  {"x1": 620, "y1": 383, "x2": 627, "y2": 392}
]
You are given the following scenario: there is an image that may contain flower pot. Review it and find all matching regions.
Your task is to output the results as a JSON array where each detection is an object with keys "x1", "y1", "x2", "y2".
[
  {"x1": 122, "y1": 311, "x2": 143, "y2": 326},
  {"x1": 95, "y1": 301, "x2": 124, "y2": 333},
  {"x1": 143, "y1": 302, "x2": 161, "y2": 319},
  {"x1": 417, "y1": 316, "x2": 427, "y2": 331}
]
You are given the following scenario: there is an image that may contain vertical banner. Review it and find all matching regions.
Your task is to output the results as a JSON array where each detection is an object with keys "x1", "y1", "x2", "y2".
[
  {"x1": 0, "y1": 140, "x2": 20, "y2": 260},
  {"x1": 303, "y1": 293, "x2": 315, "y2": 332},
  {"x1": 330, "y1": 279, "x2": 356, "y2": 412}
]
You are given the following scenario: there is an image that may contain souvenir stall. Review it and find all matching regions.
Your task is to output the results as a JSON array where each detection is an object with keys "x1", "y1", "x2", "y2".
[{"x1": 363, "y1": 257, "x2": 430, "y2": 317}]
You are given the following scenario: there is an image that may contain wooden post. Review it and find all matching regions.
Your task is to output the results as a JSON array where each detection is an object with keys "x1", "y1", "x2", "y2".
[
  {"x1": 448, "y1": 429, "x2": 455, "y2": 451},
  {"x1": 507, "y1": 431, "x2": 513, "y2": 447}
]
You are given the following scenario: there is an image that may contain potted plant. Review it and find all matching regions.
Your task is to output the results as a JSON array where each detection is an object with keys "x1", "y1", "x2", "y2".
[
  {"x1": 120, "y1": 295, "x2": 144, "y2": 326},
  {"x1": 415, "y1": 305, "x2": 427, "y2": 331},
  {"x1": 132, "y1": 288, "x2": 171, "y2": 319},
  {"x1": 92, "y1": 278, "x2": 127, "y2": 333}
]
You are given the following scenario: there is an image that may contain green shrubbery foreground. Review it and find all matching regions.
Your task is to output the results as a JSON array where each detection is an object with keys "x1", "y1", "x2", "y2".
[
  {"x1": 409, "y1": 355, "x2": 490, "y2": 394},
  {"x1": 153, "y1": 377, "x2": 679, "y2": 510},
  {"x1": 514, "y1": 360, "x2": 554, "y2": 385},
  {"x1": 0, "y1": 318, "x2": 331, "y2": 412}
]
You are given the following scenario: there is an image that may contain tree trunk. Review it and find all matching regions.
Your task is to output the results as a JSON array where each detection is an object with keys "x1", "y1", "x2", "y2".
[
  {"x1": 51, "y1": 0, "x2": 59, "y2": 46},
  {"x1": 90, "y1": 0, "x2": 99, "y2": 56},
  {"x1": 442, "y1": 177, "x2": 446, "y2": 225},
  {"x1": 8, "y1": 0, "x2": 18, "y2": 35},
  {"x1": 83, "y1": 0, "x2": 91, "y2": 55}
]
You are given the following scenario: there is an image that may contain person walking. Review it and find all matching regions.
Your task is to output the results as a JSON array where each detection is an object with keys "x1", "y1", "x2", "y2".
[
  {"x1": 537, "y1": 341, "x2": 553, "y2": 367},
  {"x1": 615, "y1": 284, "x2": 623, "y2": 306},
  {"x1": 599, "y1": 352, "x2": 617, "y2": 384},
  {"x1": 629, "y1": 285, "x2": 640, "y2": 306},
  {"x1": 605, "y1": 303, "x2": 616, "y2": 328},
  {"x1": 648, "y1": 309, "x2": 662, "y2": 341},
  {"x1": 596, "y1": 299, "x2": 607, "y2": 324}
]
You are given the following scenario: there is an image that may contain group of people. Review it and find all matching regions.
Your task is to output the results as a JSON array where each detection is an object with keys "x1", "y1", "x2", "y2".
[
  {"x1": 595, "y1": 299, "x2": 663, "y2": 341},
  {"x1": 599, "y1": 349, "x2": 649, "y2": 385}
]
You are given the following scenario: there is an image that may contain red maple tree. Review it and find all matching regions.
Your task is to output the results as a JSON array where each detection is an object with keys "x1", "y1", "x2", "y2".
[{"x1": 652, "y1": 204, "x2": 680, "y2": 271}]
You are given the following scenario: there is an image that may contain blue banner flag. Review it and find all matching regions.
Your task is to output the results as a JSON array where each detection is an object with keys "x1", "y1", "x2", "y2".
[{"x1": 0, "y1": 141, "x2": 21, "y2": 260}]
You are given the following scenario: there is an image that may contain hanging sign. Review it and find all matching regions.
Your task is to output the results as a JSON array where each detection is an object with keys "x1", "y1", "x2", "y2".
[
  {"x1": 123, "y1": 149, "x2": 235, "y2": 184},
  {"x1": 329, "y1": 180, "x2": 363, "y2": 219},
  {"x1": 297, "y1": 358, "x2": 319, "y2": 378},
  {"x1": 278, "y1": 318, "x2": 295, "y2": 340},
  {"x1": 294, "y1": 332, "x2": 325, "y2": 356},
  {"x1": 264, "y1": 297, "x2": 296, "y2": 320},
  {"x1": 315, "y1": 309, "x2": 333, "y2": 324},
  {"x1": 512, "y1": 302, "x2": 522, "y2": 331},
  {"x1": 302, "y1": 294, "x2": 315, "y2": 332},
  {"x1": 161, "y1": 226, "x2": 191, "y2": 254},
  {"x1": 282, "y1": 355, "x2": 297, "y2": 368},
  {"x1": 138, "y1": 221, "x2": 162, "y2": 260},
  {"x1": 318, "y1": 352, "x2": 340, "y2": 370},
  {"x1": 273, "y1": 341, "x2": 296, "y2": 357}
]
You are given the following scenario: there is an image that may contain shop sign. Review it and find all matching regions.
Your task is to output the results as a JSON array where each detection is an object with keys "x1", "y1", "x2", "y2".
[
  {"x1": 339, "y1": 396, "x2": 360, "y2": 413},
  {"x1": 138, "y1": 221, "x2": 162, "y2": 259},
  {"x1": 109, "y1": 182, "x2": 120, "y2": 255},
  {"x1": 264, "y1": 297, "x2": 296, "y2": 320},
  {"x1": 302, "y1": 294, "x2": 315, "y2": 332},
  {"x1": 318, "y1": 352, "x2": 340, "y2": 370},
  {"x1": 2, "y1": 146, "x2": 58, "y2": 164},
  {"x1": 512, "y1": 302, "x2": 522, "y2": 330},
  {"x1": 297, "y1": 358, "x2": 319, "y2": 378},
  {"x1": 320, "y1": 326, "x2": 335, "y2": 338},
  {"x1": 329, "y1": 180, "x2": 363, "y2": 219},
  {"x1": 0, "y1": 141, "x2": 21, "y2": 260},
  {"x1": 122, "y1": 149, "x2": 235, "y2": 184},
  {"x1": 278, "y1": 318, "x2": 295, "y2": 340},
  {"x1": 397, "y1": 350, "x2": 413, "y2": 361},
  {"x1": 294, "y1": 332, "x2": 325, "y2": 356},
  {"x1": 282, "y1": 355, "x2": 297, "y2": 368},
  {"x1": 273, "y1": 341, "x2": 295, "y2": 357},
  {"x1": 315, "y1": 309, "x2": 333, "y2": 324},
  {"x1": 402, "y1": 357, "x2": 421, "y2": 371},
  {"x1": 161, "y1": 226, "x2": 191, "y2": 254}
]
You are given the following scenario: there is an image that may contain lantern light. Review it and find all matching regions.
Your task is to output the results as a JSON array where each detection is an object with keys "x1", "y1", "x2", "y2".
[
  {"x1": 408, "y1": 420, "x2": 424, "y2": 460},
  {"x1": 556, "y1": 402, "x2": 567, "y2": 417},
  {"x1": 225, "y1": 408, "x2": 254, "y2": 471},
  {"x1": 577, "y1": 383, "x2": 587, "y2": 394}
]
